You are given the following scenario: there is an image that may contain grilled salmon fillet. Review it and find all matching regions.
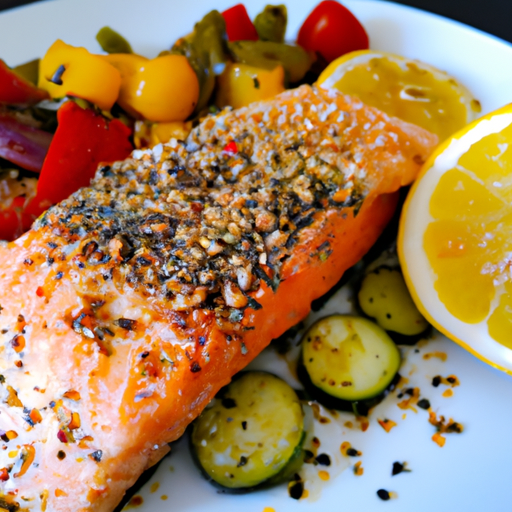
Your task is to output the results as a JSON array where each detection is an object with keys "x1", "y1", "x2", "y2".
[{"x1": 0, "y1": 85, "x2": 437, "y2": 511}]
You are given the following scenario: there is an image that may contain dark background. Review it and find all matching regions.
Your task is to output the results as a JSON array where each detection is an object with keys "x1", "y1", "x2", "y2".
[{"x1": 0, "y1": 0, "x2": 510, "y2": 43}]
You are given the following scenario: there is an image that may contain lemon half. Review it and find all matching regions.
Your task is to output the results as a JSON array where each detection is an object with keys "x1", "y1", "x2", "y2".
[
  {"x1": 398, "y1": 104, "x2": 512, "y2": 374},
  {"x1": 318, "y1": 50, "x2": 480, "y2": 142}
]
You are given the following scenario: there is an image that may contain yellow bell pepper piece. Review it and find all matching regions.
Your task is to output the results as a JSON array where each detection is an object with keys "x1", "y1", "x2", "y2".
[
  {"x1": 116, "y1": 54, "x2": 199, "y2": 123},
  {"x1": 101, "y1": 53, "x2": 149, "y2": 118},
  {"x1": 134, "y1": 120, "x2": 192, "y2": 149},
  {"x1": 38, "y1": 39, "x2": 121, "y2": 111},
  {"x1": 102, "y1": 53, "x2": 149, "y2": 80},
  {"x1": 216, "y1": 62, "x2": 285, "y2": 109}
]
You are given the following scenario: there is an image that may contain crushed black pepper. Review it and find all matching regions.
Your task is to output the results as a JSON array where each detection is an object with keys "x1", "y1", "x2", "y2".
[
  {"x1": 221, "y1": 398, "x2": 237, "y2": 409},
  {"x1": 315, "y1": 453, "x2": 331, "y2": 466},
  {"x1": 288, "y1": 474, "x2": 304, "y2": 500},
  {"x1": 377, "y1": 489, "x2": 391, "y2": 501},
  {"x1": 114, "y1": 318, "x2": 137, "y2": 331},
  {"x1": 417, "y1": 398, "x2": 431, "y2": 410},
  {"x1": 392, "y1": 461, "x2": 411, "y2": 475},
  {"x1": 89, "y1": 450, "x2": 103, "y2": 462}
]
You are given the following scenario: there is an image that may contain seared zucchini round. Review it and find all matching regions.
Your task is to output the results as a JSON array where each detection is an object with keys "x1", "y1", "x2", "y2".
[
  {"x1": 301, "y1": 315, "x2": 401, "y2": 403},
  {"x1": 191, "y1": 371, "x2": 304, "y2": 491},
  {"x1": 357, "y1": 266, "x2": 429, "y2": 341}
]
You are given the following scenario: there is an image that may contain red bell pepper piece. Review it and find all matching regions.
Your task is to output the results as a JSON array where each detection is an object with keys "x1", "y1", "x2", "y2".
[
  {"x1": 21, "y1": 100, "x2": 133, "y2": 232},
  {"x1": 0, "y1": 196, "x2": 26, "y2": 241},
  {"x1": 0, "y1": 114, "x2": 53, "y2": 172},
  {"x1": 222, "y1": 4, "x2": 259, "y2": 42},
  {"x1": 0, "y1": 59, "x2": 49, "y2": 105}
]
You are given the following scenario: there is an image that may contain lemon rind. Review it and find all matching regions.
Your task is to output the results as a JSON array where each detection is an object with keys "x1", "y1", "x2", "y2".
[{"x1": 398, "y1": 104, "x2": 512, "y2": 375}]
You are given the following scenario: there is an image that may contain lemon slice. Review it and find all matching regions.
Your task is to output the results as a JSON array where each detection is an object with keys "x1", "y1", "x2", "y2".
[
  {"x1": 317, "y1": 50, "x2": 480, "y2": 142},
  {"x1": 398, "y1": 104, "x2": 512, "y2": 374}
]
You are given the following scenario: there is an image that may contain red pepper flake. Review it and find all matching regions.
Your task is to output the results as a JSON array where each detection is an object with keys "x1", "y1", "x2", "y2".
[
  {"x1": 57, "y1": 429, "x2": 68, "y2": 443},
  {"x1": 223, "y1": 141, "x2": 238, "y2": 155},
  {"x1": 0, "y1": 468, "x2": 9, "y2": 481},
  {"x1": 36, "y1": 286, "x2": 45, "y2": 297},
  {"x1": 378, "y1": 418, "x2": 397, "y2": 432}
]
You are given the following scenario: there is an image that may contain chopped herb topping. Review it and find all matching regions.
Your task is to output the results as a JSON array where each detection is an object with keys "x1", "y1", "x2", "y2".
[{"x1": 34, "y1": 86, "x2": 374, "y2": 330}]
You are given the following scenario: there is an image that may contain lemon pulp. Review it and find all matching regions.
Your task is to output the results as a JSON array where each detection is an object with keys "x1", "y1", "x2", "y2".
[
  {"x1": 424, "y1": 122, "x2": 512, "y2": 348},
  {"x1": 318, "y1": 50, "x2": 479, "y2": 141}
]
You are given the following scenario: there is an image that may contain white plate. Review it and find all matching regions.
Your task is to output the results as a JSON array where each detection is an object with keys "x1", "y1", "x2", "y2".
[{"x1": 2, "y1": 1, "x2": 512, "y2": 511}]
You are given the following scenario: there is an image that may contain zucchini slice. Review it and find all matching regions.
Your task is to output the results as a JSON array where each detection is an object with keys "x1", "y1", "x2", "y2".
[
  {"x1": 301, "y1": 315, "x2": 401, "y2": 403},
  {"x1": 191, "y1": 371, "x2": 304, "y2": 492},
  {"x1": 357, "y1": 266, "x2": 430, "y2": 344}
]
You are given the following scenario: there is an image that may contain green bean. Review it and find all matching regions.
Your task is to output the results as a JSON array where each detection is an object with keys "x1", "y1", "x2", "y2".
[
  {"x1": 96, "y1": 26, "x2": 133, "y2": 54},
  {"x1": 228, "y1": 40, "x2": 314, "y2": 84},
  {"x1": 171, "y1": 10, "x2": 229, "y2": 112}
]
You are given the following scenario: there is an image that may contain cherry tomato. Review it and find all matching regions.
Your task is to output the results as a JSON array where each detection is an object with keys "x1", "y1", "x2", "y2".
[
  {"x1": 297, "y1": 1, "x2": 369, "y2": 64},
  {"x1": 222, "y1": 4, "x2": 259, "y2": 42}
]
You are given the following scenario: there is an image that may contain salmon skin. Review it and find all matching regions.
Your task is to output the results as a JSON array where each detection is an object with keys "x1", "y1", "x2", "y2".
[{"x1": 0, "y1": 85, "x2": 437, "y2": 511}]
